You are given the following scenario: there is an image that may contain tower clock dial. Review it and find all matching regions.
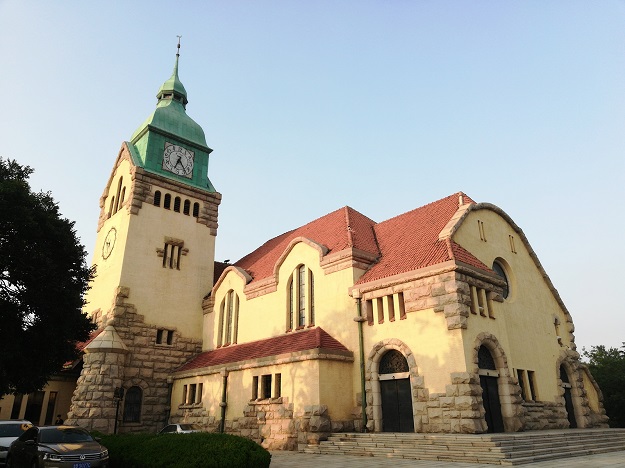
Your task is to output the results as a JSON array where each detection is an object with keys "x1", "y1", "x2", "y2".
[
  {"x1": 102, "y1": 227, "x2": 117, "y2": 259},
  {"x1": 163, "y1": 143, "x2": 194, "y2": 178}
]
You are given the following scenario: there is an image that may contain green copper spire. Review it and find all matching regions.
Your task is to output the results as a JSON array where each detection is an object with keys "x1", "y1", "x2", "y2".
[
  {"x1": 127, "y1": 38, "x2": 215, "y2": 193},
  {"x1": 156, "y1": 38, "x2": 188, "y2": 107}
]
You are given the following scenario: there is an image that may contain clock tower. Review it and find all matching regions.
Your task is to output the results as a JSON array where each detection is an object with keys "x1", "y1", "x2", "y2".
[{"x1": 67, "y1": 44, "x2": 220, "y2": 434}]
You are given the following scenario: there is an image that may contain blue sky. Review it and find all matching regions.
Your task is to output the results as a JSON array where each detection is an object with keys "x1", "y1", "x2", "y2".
[{"x1": 1, "y1": 1, "x2": 624, "y2": 351}]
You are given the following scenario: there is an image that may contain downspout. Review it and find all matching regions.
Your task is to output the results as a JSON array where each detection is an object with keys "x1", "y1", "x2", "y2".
[
  {"x1": 219, "y1": 369, "x2": 229, "y2": 433},
  {"x1": 353, "y1": 292, "x2": 368, "y2": 432}
]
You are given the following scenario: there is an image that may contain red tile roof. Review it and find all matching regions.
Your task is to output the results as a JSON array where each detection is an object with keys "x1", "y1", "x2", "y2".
[
  {"x1": 234, "y1": 206, "x2": 378, "y2": 283},
  {"x1": 356, "y1": 192, "x2": 490, "y2": 283},
  {"x1": 176, "y1": 327, "x2": 350, "y2": 372},
  {"x1": 232, "y1": 192, "x2": 491, "y2": 287}
]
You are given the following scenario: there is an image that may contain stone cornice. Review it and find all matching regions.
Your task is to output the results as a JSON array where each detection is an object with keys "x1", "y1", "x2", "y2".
[{"x1": 320, "y1": 247, "x2": 378, "y2": 274}]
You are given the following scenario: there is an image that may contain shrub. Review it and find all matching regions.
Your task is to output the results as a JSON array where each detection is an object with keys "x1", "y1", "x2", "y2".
[{"x1": 97, "y1": 432, "x2": 271, "y2": 468}]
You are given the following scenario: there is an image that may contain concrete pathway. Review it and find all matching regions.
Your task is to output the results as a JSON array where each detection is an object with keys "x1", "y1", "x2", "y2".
[{"x1": 270, "y1": 451, "x2": 625, "y2": 467}]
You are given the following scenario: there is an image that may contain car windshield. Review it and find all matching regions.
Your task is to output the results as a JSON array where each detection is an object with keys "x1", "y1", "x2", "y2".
[
  {"x1": 39, "y1": 428, "x2": 94, "y2": 444},
  {"x1": 179, "y1": 424, "x2": 200, "y2": 430},
  {"x1": 0, "y1": 423, "x2": 28, "y2": 437}
]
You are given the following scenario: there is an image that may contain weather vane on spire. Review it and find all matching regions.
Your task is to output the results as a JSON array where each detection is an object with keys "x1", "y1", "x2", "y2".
[{"x1": 176, "y1": 35, "x2": 182, "y2": 57}]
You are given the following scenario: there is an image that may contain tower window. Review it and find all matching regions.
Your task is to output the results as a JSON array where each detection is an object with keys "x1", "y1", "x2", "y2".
[
  {"x1": 164, "y1": 194, "x2": 171, "y2": 210},
  {"x1": 156, "y1": 329, "x2": 174, "y2": 345},
  {"x1": 174, "y1": 196, "x2": 181, "y2": 213},
  {"x1": 108, "y1": 196, "x2": 115, "y2": 218},
  {"x1": 160, "y1": 239, "x2": 186, "y2": 270},
  {"x1": 183, "y1": 199, "x2": 191, "y2": 215},
  {"x1": 153, "y1": 191, "x2": 161, "y2": 207},
  {"x1": 192, "y1": 202, "x2": 200, "y2": 217},
  {"x1": 123, "y1": 386, "x2": 142, "y2": 423}
]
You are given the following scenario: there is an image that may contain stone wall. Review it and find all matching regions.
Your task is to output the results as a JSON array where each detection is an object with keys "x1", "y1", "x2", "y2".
[
  {"x1": 522, "y1": 401, "x2": 569, "y2": 430},
  {"x1": 67, "y1": 288, "x2": 202, "y2": 434}
]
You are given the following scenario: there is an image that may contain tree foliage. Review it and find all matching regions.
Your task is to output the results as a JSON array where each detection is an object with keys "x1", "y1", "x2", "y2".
[
  {"x1": 582, "y1": 344, "x2": 625, "y2": 428},
  {"x1": 0, "y1": 158, "x2": 94, "y2": 395}
]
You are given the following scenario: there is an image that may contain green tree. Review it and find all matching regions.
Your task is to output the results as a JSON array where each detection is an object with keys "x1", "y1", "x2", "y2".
[
  {"x1": 582, "y1": 344, "x2": 625, "y2": 428},
  {"x1": 0, "y1": 158, "x2": 94, "y2": 395}
]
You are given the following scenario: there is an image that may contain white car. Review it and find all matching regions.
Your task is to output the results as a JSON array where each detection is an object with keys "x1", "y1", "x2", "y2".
[
  {"x1": 0, "y1": 420, "x2": 32, "y2": 466},
  {"x1": 158, "y1": 423, "x2": 202, "y2": 434}
]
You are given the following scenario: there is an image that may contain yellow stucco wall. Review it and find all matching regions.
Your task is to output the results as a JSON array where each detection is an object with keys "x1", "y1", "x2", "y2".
[
  {"x1": 85, "y1": 158, "x2": 216, "y2": 340},
  {"x1": 454, "y1": 208, "x2": 572, "y2": 402}
]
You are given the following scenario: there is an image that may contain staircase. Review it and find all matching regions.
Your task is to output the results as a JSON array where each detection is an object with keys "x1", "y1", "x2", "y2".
[{"x1": 301, "y1": 429, "x2": 625, "y2": 465}]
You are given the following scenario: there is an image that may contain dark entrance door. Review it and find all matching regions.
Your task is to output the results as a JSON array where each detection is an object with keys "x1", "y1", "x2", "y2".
[
  {"x1": 560, "y1": 365, "x2": 577, "y2": 428},
  {"x1": 381, "y1": 378, "x2": 414, "y2": 432},
  {"x1": 480, "y1": 375, "x2": 505, "y2": 433}
]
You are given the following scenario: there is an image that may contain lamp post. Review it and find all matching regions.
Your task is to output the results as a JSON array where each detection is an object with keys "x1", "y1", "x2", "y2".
[{"x1": 113, "y1": 387, "x2": 125, "y2": 434}]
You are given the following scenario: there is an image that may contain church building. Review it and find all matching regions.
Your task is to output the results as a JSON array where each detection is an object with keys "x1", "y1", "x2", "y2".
[{"x1": 54, "y1": 50, "x2": 608, "y2": 448}]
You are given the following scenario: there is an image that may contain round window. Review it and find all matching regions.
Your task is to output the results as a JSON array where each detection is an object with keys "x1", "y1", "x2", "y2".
[{"x1": 492, "y1": 261, "x2": 509, "y2": 299}]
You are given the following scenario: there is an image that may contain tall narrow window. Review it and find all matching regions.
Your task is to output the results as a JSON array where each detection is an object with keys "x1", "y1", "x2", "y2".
[
  {"x1": 219, "y1": 291, "x2": 239, "y2": 346},
  {"x1": 153, "y1": 191, "x2": 162, "y2": 207},
  {"x1": 108, "y1": 196, "x2": 115, "y2": 217},
  {"x1": 197, "y1": 383, "x2": 203, "y2": 403},
  {"x1": 261, "y1": 375, "x2": 272, "y2": 399},
  {"x1": 287, "y1": 265, "x2": 315, "y2": 331},
  {"x1": 44, "y1": 391, "x2": 57, "y2": 425},
  {"x1": 11, "y1": 394, "x2": 23, "y2": 419},
  {"x1": 174, "y1": 196, "x2": 181, "y2": 213},
  {"x1": 114, "y1": 177, "x2": 123, "y2": 214},
  {"x1": 252, "y1": 377, "x2": 259, "y2": 400},
  {"x1": 164, "y1": 194, "x2": 171, "y2": 210},
  {"x1": 192, "y1": 202, "x2": 200, "y2": 217},
  {"x1": 298, "y1": 265, "x2": 306, "y2": 327},
  {"x1": 398, "y1": 292, "x2": 406, "y2": 320},
  {"x1": 188, "y1": 384, "x2": 196, "y2": 405},
  {"x1": 288, "y1": 280, "x2": 294, "y2": 331},
  {"x1": 123, "y1": 386, "x2": 142, "y2": 422},
  {"x1": 162, "y1": 241, "x2": 184, "y2": 270},
  {"x1": 183, "y1": 199, "x2": 191, "y2": 215},
  {"x1": 24, "y1": 391, "x2": 45, "y2": 425},
  {"x1": 275, "y1": 374, "x2": 282, "y2": 398},
  {"x1": 309, "y1": 273, "x2": 315, "y2": 325},
  {"x1": 376, "y1": 297, "x2": 384, "y2": 324}
]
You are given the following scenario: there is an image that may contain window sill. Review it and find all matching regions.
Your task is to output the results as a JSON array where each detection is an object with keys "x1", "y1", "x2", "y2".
[
  {"x1": 249, "y1": 397, "x2": 283, "y2": 405},
  {"x1": 178, "y1": 403, "x2": 203, "y2": 409}
]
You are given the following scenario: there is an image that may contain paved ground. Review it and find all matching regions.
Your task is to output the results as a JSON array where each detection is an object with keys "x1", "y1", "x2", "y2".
[{"x1": 270, "y1": 451, "x2": 625, "y2": 467}]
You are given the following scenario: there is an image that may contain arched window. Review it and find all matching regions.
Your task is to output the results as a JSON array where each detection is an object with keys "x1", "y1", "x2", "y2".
[
  {"x1": 192, "y1": 202, "x2": 200, "y2": 217},
  {"x1": 164, "y1": 194, "x2": 171, "y2": 210},
  {"x1": 492, "y1": 260, "x2": 509, "y2": 299},
  {"x1": 478, "y1": 346, "x2": 496, "y2": 370},
  {"x1": 174, "y1": 196, "x2": 181, "y2": 213},
  {"x1": 183, "y1": 199, "x2": 191, "y2": 215},
  {"x1": 287, "y1": 265, "x2": 315, "y2": 331},
  {"x1": 218, "y1": 290, "x2": 239, "y2": 347},
  {"x1": 153, "y1": 191, "x2": 161, "y2": 207},
  {"x1": 108, "y1": 196, "x2": 115, "y2": 218},
  {"x1": 114, "y1": 177, "x2": 123, "y2": 214},
  {"x1": 119, "y1": 187, "x2": 126, "y2": 208},
  {"x1": 379, "y1": 350, "x2": 409, "y2": 374},
  {"x1": 123, "y1": 386, "x2": 142, "y2": 423}
]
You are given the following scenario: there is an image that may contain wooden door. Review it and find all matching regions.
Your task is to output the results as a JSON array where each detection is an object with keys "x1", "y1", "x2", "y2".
[
  {"x1": 381, "y1": 378, "x2": 414, "y2": 432},
  {"x1": 480, "y1": 375, "x2": 504, "y2": 433}
]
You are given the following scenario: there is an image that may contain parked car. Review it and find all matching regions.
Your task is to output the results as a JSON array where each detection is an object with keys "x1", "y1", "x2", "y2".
[
  {"x1": 0, "y1": 420, "x2": 32, "y2": 467},
  {"x1": 158, "y1": 423, "x2": 202, "y2": 434},
  {"x1": 7, "y1": 425, "x2": 108, "y2": 468}
]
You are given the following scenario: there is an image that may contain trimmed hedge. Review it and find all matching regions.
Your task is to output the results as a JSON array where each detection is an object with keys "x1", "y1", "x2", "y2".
[{"x1": 96, "y1": 432, "x2": 271, "y2": 468}]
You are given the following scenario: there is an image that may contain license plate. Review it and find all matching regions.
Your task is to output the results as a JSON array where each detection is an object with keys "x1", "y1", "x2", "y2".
[{"x1": 73, "y1": 463, "x2": 91, "y2": 468}]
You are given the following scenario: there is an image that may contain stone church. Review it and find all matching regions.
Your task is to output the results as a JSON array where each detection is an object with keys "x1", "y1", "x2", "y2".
[{"x1": 1, "y1": 50, "x2": 608, "y2": 449}]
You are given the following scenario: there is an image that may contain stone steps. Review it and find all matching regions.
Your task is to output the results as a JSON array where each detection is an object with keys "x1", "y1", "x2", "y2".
[{"x1": 301, "y1": 429, "x2": 625, "y2": 465}]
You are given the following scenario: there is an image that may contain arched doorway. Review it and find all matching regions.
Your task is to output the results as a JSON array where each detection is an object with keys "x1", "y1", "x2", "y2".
[
  {"x1": 379, "y1": 350, "x2": 414, "y2": 432},
  {"x1": 560, "y1": 365, "x2": 577, "y2": 428},
  {"x1": 478, "y1": 345, "x2": 504, "y2": 433}
]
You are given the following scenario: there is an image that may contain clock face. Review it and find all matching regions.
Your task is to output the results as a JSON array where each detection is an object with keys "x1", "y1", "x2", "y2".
[
  {"x1": 102, "y1": 228, "x2": 117, "y2": 259},
  {"x1": 163, "y1": 143, "x2": 194, "y2": 178}
]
